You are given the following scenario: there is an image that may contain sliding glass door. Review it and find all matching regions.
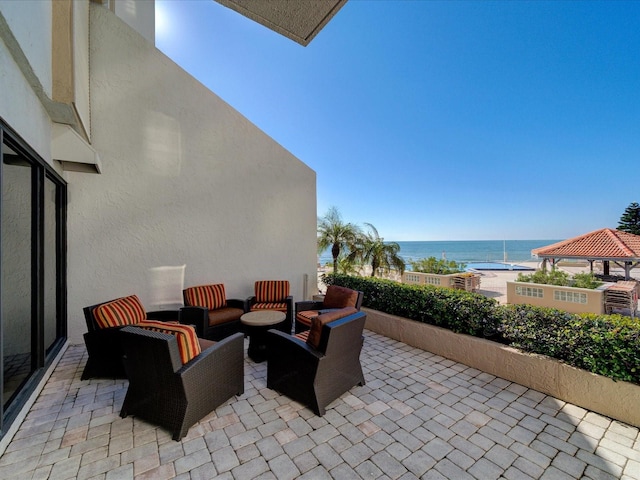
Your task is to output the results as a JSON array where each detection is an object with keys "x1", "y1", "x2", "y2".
[{"x1": 0, "y1": 119, "x2": 67, "y2": 437}]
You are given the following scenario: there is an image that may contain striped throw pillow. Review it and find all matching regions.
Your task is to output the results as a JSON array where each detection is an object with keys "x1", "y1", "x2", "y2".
[
  {"x1": 184, "y1": 284, "x2": 227, "y2": 310},
  {"x1": 255, "y1": 280, "x2": 289, "y2": 303},
  {"x1": 136, "y1": 320, "x2": 201, "y2": 364},
  {"x1": 93, "y1": 295, "x2": 146, "y2": 329}
]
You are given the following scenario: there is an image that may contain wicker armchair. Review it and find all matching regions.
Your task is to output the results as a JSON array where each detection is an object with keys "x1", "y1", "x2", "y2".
[
  {"x1": 247, "y1": 280, "x2": 293, "y2": 334},
  {"x1": 81, "y1": 295, "x2": 180, "y2": 380},
  {"x1": 267, "y1": 307, "x2": 366, "y2": 416},
  {"x1": 295, "y1": 285, "x2": 363, "y2": 333},
  {"x1": 182, "y1": 284, "x2": 247, "y2": 341},
  {"x1": 119, "y1": 326, "x2": 244, "y2": 441}
]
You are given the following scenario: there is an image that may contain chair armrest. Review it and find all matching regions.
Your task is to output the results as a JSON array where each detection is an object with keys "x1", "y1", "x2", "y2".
[
  {"x1": 178, "y1": 306, "x2": 208, "y2": 338},
  {"x1": 246, "y1": 295, "x2": 256, "y2": 307},
  {"x1": 295, "y1": 301, "x2": 324, "y2": 313},
  {"x1": 267, "y1": 330, "x2": 323, "y2": 360},
  {"x1": 227, "y1": 298, "x2": 248, "y2": 312},
  {"x1": 178, "y1": 332, "x2": 244, "y2": 386},
  {"x1": 146, "y1": 310, "x2": 180, "y2": 322}
]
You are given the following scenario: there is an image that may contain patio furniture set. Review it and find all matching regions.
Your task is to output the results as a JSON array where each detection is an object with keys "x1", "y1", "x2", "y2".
[{"x1": 81, "y1": 281, "x2": 365, "y2": 440}]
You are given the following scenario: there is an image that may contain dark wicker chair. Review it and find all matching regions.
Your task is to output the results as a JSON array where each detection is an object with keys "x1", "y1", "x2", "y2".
[
  {"x1": 182, "y1": 284, "x2": 248, "y2": 341},
  {"x1": 267, "y1": 308, "x2": 366, "y2": 416},
  {"x1": 81, "y1": 295, "x2": 180, "y2": 380},
  {"x1": 247, "y1": 280, "x2": 293, "y2": 334},
  {"x1": 295, "y1": 285, "x2": 364, "y2": 333},
  {"x1": 119, "y1": 326, "x2": 244, "y2": 441}
]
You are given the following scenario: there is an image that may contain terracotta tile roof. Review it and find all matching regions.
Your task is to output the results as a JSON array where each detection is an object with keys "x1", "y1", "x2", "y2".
[{"x1": 531, "y1": 228, "x2": 640, "y2": 260}]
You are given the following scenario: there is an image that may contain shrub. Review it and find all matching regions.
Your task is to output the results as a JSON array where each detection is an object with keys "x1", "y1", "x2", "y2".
[
  {"x1": 516, "y1": 269, "x2": 569, "y2": 286},
  {"x1": 516, "y1": 269, "x2": 603, "y2": 289},
  {"x1": 322, "y1": 273, "x2": 640, "y2": 385},
  {"x1": 502, "y1": 305, "x2": 640, "y2": 384},
  {"x1": 410, "y1": 256, "x2": 466, "y2": 274},
  {"x1": 322, "y1": 273, "x2": 502, "y2": 338},
  {"x1": 571, "y1": 272, "x2": 603, "y2": 289}
]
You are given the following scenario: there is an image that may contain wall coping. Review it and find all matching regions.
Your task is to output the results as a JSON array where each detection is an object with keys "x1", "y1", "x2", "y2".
[{"x1": 363, "y1": 307, "x2": 640, "y2": 428}]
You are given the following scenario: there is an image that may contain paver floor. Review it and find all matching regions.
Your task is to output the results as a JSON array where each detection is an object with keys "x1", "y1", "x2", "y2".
[{"x1": 1, "y1": 332, "x2": 639, "y2": 479}]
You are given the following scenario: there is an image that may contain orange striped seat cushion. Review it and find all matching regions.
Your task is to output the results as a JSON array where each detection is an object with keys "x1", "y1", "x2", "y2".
[
  {"x1": 136, "y1": 320, "x2": 201, "y2": 364},
  {"x1": 184, "y1": 284, "x2": 227, "y2": 310},
  {"x1": 255, "y1": 280, "x2": 289, "y2": 303},
  {"x1": 93, "y1": 295, "x2": 146, "y2": 329},
  {"x1": 251, "y1": 302, "x2": 288, "y2": 312},
  {"x1": 295, "y1": 330, "x2": 309, "y2": 342},
  {"x1": 296, "y1": 310, "x2": 318, "y2": 327}
]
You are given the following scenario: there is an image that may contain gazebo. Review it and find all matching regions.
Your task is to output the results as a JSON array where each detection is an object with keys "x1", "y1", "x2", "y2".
[{"x1": 532, "y1": 228, "x2": 640, "y2": 280}]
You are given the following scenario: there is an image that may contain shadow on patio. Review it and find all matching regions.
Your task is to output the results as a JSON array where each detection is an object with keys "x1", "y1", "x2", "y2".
[{"x1": 1, "y1": 332, "x2": 639, "y2": 479}]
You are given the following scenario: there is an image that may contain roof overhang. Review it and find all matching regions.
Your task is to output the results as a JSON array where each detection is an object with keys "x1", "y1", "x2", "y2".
[
  {"x1": 535, "y1": 254, "x2": 640, "y2": 263},
  {"x1": 214, "y1": 0, "x2": 347, "y2": 46},
  {"x1": 52, "y1": 123, "x2": 102, "y2": 174}
]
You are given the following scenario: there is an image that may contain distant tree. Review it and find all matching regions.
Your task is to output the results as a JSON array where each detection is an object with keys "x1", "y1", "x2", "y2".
[
  {"x1": 410, "y1": 257, "x2": 465, "y2": 275},
  {"x1": 336, "y1": 254, "x2": 360, "y2": 276},
  {"x1": 348, "y1": 223, "x2": 405, "y2": 277},
  {"x1": 317, "y1": 206, "x2": 361, "y2": 274},
  {"x1": 618, "y1": 202, "x2": 640, "y2": 235}
]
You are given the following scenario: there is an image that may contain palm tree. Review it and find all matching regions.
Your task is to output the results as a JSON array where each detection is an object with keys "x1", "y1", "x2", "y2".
[
  {"x1": 317, "y1": 207, "x2": 361, "y2": 274},
  {"x1": 349, "y1": 223, "x2": 405, "y2": 277}
]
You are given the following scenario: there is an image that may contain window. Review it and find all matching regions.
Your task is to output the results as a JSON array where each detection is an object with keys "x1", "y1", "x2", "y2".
[
  {"x1": 1, "y1": 119, "x2": 67, "y2": 439},
  {"x1": 424, "y1": 276, "x2": 441, "y2": 286},
  {"x1": 515, "y1": 285, "x2": 544, "y2": 298},
  {"x1": 405, "y1": 273, "x2": 421, "y2": 284},
  {"x1": 554, "y1": 290, "x2": 587, "y2": 304}
]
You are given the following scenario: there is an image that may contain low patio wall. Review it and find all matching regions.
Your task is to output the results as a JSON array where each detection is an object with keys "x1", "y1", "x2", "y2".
[
  {"x1": 363, "y1": 307, "x2": 640, "y2": 428},
  {"x1": 402, "y1": 271, "x2": 480, "y2": 292},
  {"x1": 506, "y1": 281, "x2": 606, "y2": 314}
]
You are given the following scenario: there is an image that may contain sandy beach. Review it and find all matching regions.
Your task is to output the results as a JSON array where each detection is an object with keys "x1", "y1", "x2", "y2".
[{"x1": 317, "y1": 260, "x2": 636, "y2": 305}]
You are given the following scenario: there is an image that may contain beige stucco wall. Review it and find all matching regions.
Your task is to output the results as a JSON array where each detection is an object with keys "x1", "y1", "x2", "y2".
[
  {"x1": 506, "y1": 281, "x2": 605, "y2": 314},
  {"x1": 1, "y1": 1, "x2": 318, "y2": 344},
  {"x1": 363, "y1": 307, "x2": 640, "y2": 428},
  {"x1": 62, "y1": 4, "x2": 317, "y2": 343},
  {"x1": 0, "y1": 0, "x2": 52, "y2": 98},
  {"x1": 113, "y1": 0, "x2": 155, "y2": 45},
  {"x1": 402, "y1": 271, "x2": 480, "y2": 292},
  {"x1": 403, "y1": 271, "x2": 456, "y2": 288},
  {"x1": 0, "y1": 6, "x2": 53, "y2": 162}
]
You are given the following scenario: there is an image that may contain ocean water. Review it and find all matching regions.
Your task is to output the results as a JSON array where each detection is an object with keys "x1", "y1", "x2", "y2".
[{"x1": 318, "y1": 239, "x2": 561, "y2": 268}]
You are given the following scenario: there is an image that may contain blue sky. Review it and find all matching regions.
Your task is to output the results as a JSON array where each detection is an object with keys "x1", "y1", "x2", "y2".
[{"x1": 155, "y1": 0, "x2": 640, "y2": 241}]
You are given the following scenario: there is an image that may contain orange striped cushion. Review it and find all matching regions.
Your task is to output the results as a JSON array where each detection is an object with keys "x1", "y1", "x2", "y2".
[
  {"x1": 296, "y1": 310, "x2": 318, "y2": 326},
  {"x1": 295, "y1": 331, "x2": 309, "y2": 342},
  {"x1": 93, "y1": 295, "x2": 146, "y2": 329},
  {"x1": 184, "y1": 284, "x2": 227, "y2": 310},
  {"x1": 251, "y1": 302, "x2": 287, "y2": 311},
  {"x1": 136, "y1": 320, "x2": 201, "y2": 364},
  {"x1": 255, "y1": 280, "x2": 289, "y2": 303}
]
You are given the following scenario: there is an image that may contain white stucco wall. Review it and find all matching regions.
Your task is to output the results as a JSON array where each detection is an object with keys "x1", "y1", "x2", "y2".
[
  {"x1": 113, "y1": 0, "x2": 155, "y2": 45},
  {"x1": 0, "y1": 0, "x2": 52, "y2": 98},
  {"x1": 64, "y1": 4, "x2": 317, "y2": 343},
  {"x1": 73, "y1": 0, "x2": 91, "y2": 138},
  {"x1": 0, "y1": 8, "x2": 52, "y2": 162}
]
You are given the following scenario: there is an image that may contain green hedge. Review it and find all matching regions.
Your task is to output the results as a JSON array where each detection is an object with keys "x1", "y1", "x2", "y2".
[
  {"x1": 323, "y1": 274, "x2": 503, "y2": 338},
  {"x1": 323, "y1": 273, "x2": 640, "y2": 385}
]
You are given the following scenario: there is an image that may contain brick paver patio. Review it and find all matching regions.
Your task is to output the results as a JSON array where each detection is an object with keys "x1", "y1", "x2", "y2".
[{"x1": 1, "y1": 332, "x2": 639, "y2": 479}]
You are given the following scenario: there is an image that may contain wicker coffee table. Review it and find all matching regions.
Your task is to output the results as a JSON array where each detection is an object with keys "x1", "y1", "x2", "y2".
[{"x1": 241, "y1": 310, "x2": 287, "y2": 362}]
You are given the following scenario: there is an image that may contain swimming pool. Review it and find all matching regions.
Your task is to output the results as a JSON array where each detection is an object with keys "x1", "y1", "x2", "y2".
[{"x1": 465, "y1": 262, "x2": 535, "y2": 271}]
